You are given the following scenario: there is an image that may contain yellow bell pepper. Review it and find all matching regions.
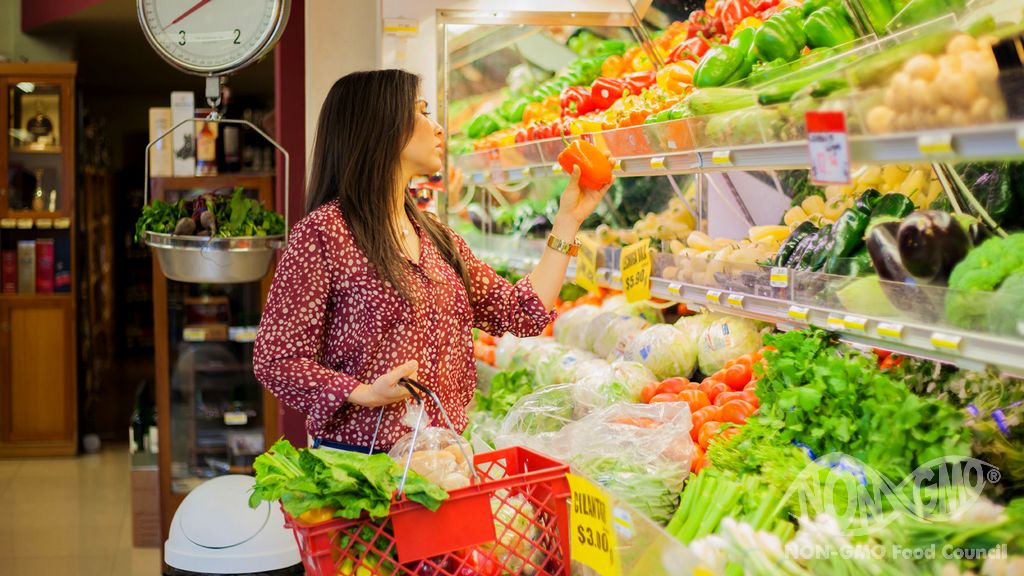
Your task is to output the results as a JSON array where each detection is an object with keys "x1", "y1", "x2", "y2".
[
  {"x1": 656, "y1": 61, "x2": 696, "y2": 95},
  {"x1": 732, "y1": 16, "x2": 763, "y2": 34},
  {"x1": 601, "y1": 55, "x2": 625, "y2": 78},
  {"x1": 298, "y1": 507, "x2": 336, "y2": 524}
]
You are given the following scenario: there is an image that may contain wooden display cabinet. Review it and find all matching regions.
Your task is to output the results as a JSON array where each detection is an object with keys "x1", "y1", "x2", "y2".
[
  {"x1": 0, "y1": 63, "x2": 78, "y2": 457},
  {"x1": 148, "y1": 172, "x2": 280, "y2": 540}
]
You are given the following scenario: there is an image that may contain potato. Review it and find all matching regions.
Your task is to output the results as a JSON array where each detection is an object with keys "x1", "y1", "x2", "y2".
[
  {"x1": 970, "y1": 97, "x2": 993, "y2": 123},
  {"x1": 662, "y1": 265, "x2": 679, "y2": 279},
  {"x1": 934, "y1": 105, "x2": 954, "y2": 127},
  {"x1": 946, "y1": 34, "x2": 978, "y2": 55},
  {"x1": 905, "y1": 54, "x2": 940, "y2": 81},
  {"x1": 866, "y1": 106, "x2": 895, "y2": 134},
  {"x1": 889, "y1": 72, "x2": 912, "y2": 110},
  {"x1": 945, "y1": 71, "x2": 978, "y2": 108}
]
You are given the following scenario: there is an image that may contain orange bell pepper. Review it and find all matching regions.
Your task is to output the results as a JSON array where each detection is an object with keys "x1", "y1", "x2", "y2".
[
  {"x1": 656, "y1": 61, "x2": 696, "y2": 95},
  {"x1": 522, "y1": 101, "x2": 546, "y2": 124},
  {"x1": 557, "y1": 139, "x2": 613, "y2": 190},
  {"x1": 601, "y1": 55, "x2": 625, "y2": 78}
]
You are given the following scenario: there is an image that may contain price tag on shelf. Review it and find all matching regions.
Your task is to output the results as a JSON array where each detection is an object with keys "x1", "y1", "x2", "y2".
[
  {"x1": 54, "y1": 218, "x2": 71, "y2": 229},
  {"x1": 726, "y1": 294, "x2": 745, "y2": 308},
  {"x1": 552, "y1": 163, "x2": 564, "y2": 174},
  {"x1": 666, "y1": 282, "x2": 682, "y2": 296},
  {"x1": 843, "y1": 315, "x2": 868, "y2": 333},
  {"x1": 521, "y1": 166, "x2": 532, "y2": 177},
  {"x1": 930, "y1": 332, "x2": 962, "y2": 351},
  {"x1": 788, "y1": 305, "x2": 809, "y2": 321},
  {"x1": 612, "y1": 159, "x2": 624, "y2": 173},
  {"x1": 16, "y1": 219, "x2": 32, "y2": 230},
  {"x1": 575, "y1": 235, "x2": 600, "y2": 294},
  {"x1": 711, "y1": 150, "x2": 733, "y2": 166},
  {"x1": 827, "y1": 314, "x2": 845, "y2": 331},
  {"x1": 229, "y1": 326, "x2": 258, "y2": 343},
  {"x1": 567, "y1": 473, "x2": 621, "y2": 576},
  {"x1": 649, "y1": 156, "x2": 666, "y2": 170},
  {"x1": 35, "y1": 219, "x2": 53, "y2": 229},
  {"x1": 183, "y1": 327, "x2": 207, "y2": 342},
  {"x1": 0, "y1": 219, "x2": 15, "y2": 229},
  {"x1": 877, "y1": 322, "x2": 904, "y2": 341},
  {"x1": 1017, "y1": 127, "x2": 1024, "y2": 150},
  {"x1": 918, "y1": 133, "x2": 955, "y2": 156},
  {"x1": 620, "y1": 239, "x2": 651, "y2": 303},
  {"x1": 223, "y1": 411, "x2": 248, "y2": 426},
  {"x1": 770, "y1": 267, "x2": 789, "y2": 288},
  {"x1": 706, "y1": 290, "x2": 722, "y2": 304},
  {"x1": 806, "y1": 111, "x2": 851, "y2": 185}
]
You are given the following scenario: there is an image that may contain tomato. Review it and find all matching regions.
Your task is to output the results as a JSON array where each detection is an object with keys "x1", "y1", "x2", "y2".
[
  {"x1": 873, "y1": 347, "x2": 892, "y2": 360},
  {"x1": 758, "y1": 345, "x2": 777, "y2": 358},
  {"x1": 690, "y1": 447, "x2": 707, "y2": 473},
  {"x1": 715, "y1": 426, "x2": 742, "y2": 446},
  {"x1": 650, "y1": 392, "x2": 682, "y2": 403},
  {"x1": 880, "y1": 354, "x2": 903, "y2": 371},
  {"x1": 698, "y1": 421, "x2": 723, "y2": 451},
  {"x1": 677, "y1": 389, "x2": 711, "y2": 413},
  {"x1": 656, "y1": 377, "x2": 692, "y2": 396},
  {"x1": 714, "y1": 390, "x2": 745, "y2": 406},
  {"x1": 690, "y1": 406, "x2": 720, "y2": 442},
  {"x1": 741, "y1": 388, "x2": 760, "y2": 408},
  {"x1": 744, "y1": 380, "x2": 757, "y2": 391},
  {"x1": 720, "y1": 363, "x2": 752, "y2": 391},
  {"x1": 718, "y1": 400, "x2": 755, "y2": 424},
  {"x1": 640, "y1": 382, "x2": 661, "y2": 404},
  {"x1": 699, "y1": 378, "x2": 730, "y2": 403},
  {"x1": 726, "y1": 353, "x2": 754, "y2": 370}
]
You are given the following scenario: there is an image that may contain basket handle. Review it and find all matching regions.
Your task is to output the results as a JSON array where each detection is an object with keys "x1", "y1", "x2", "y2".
[
  {"x1": 143, "y1": 117, "x2": 290, "y2": 243},
  {"x1": 371, "y1": 377, "x2": 480, "y2": 495}
]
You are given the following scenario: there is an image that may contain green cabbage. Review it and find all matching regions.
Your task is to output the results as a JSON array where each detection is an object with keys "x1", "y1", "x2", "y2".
[
  {"x1": 697, "y1": 316, "x2": 765, "y2": 375},
  {"x1": 624, "y1": 324, "x2": 698, "y2": 380}
]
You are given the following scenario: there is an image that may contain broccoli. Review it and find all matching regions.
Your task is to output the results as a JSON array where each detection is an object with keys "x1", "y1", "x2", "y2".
[{"x1": 946, "y1": 234, "x2": 1024, "y2": 330}]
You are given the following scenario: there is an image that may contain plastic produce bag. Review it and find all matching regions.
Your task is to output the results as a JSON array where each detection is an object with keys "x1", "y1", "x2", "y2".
[
  {"x1": 494, "y1": 335, "x2": 526, "y2": 369},
  {"x1": 538, "y1": 348, "x2": 598, "y2": 386},
  {"x1": 553, "y1": 304, "x2": 602, "y2": 350},
  {"x1": 697, "y1": 316, "x2": 766, "y2": 375},
  {"x1": 497, "y1": 383, "x2": 578, "y2": 459},
  {"x1": 572, "y1": 360, "x2": 657, "y2": 416},
  {"x1": 591, "y1": 314, "x2": 650, "y2": 359},
  {"x1": 674, "y1": 311, "x2": 723, "y2": 343},
  {"x1": 624, "y1": 324, "x2": 698, "y2": 380},
  {"x1": 389, "y1": 405, "x2": 474, "y2": 491},
  {"x1": 562, "y1": 403, "x2": 694, "y2": 525},
  {"x1": 600, "y1": 293, "x2": 665, "y2": 325},
  {"x1": 531, "y1": 341, "x2": 573, "y2": 386}
]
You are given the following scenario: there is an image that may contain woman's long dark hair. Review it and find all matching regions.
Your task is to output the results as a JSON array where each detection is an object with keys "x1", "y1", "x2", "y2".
[{"x1": 305, "y1": 69, "x2": 471, "y2": 301}]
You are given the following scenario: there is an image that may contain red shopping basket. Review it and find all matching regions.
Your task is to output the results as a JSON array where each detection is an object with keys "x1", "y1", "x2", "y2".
[{"x1": 283, "y1": 445, "x2": 571, "y2": 575}]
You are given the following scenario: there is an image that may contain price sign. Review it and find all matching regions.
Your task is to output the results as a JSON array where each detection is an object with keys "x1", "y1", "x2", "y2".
[
  {"x1": 575, "y1": 235, "x2": 600, "y2": 293},
  {"x1": 567, "y1": 473, "x2": 620, "y2": 576},
  {"x1": 806, "y1": 111, "x2": 851, "y2": 185},
  {"x1": 770, "y1": 267, "x2": 789, "y2": 288},
  {"x1": 620, "y1": 239, "x2": 651, "y2": 303}
]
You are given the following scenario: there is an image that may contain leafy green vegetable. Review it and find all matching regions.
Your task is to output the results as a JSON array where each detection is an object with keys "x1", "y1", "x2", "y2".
[
  {"x1": 571, "y1": 454, "x2": 684, "y2": 525},
  {"x1": 249, "y1": 439, "x2": 448, "y2": 519},
  {"x1": 946, "y1": 234, "x2": 1024, "y2": 330},
  {"x1": 473, "y1": 368, "x2": 536, "y2": 418},
  {"x1": 135, "y1": 188, "x2": 285, "y2": 243},
  {"x1": 134, "y1": 198, "x2": 188, "y2": 243}
]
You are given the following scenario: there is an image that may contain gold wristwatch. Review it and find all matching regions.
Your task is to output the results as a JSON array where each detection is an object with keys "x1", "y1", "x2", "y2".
[{"x1": 546, "y1": 234, "x2": 580, "y2": 257}]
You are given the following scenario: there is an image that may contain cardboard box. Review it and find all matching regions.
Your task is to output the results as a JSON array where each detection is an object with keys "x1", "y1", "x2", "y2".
[
  {"x1": 130, "y1": 467, "x2": 161, "y2": 548},
  {"x1": 148, "y1": 107, "x2": 174, "y2": 177},
  {"x1": 170, "y1": 91, "x2": 195, "y2": 177}
]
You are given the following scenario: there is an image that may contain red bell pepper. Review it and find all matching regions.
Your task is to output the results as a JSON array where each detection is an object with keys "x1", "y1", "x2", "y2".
[
  {"x1": 560, "y1": 86, "x2": 594, "y2": 118},
  {"x1": 687, "y1": 10, "x2": 724, "y2": 39},
  {"x1": 513, "y1": 127, "x2": 528, "y2": 144},
  {"x1": 590, "y1": 77, "x2": 628, "y2": 110},
  {"x1": 622, "y1": 71, "x2": 656, "y2": 95},
  {"x1": 718, "y1": 0, "x2": 757, "y2": 34},
  {"x1": 669, "y1": 36, "x2": 711, "y2": 63}
]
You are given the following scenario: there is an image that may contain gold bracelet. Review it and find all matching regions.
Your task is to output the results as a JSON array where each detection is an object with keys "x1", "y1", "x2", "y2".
[{"x1": 546, "y1": 234, "x2": 580, "y2": 257}]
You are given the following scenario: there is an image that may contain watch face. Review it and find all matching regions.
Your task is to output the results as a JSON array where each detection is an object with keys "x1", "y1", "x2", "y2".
[{"x1": 138, "y1": 0, "x2": 289, "y2": 75}]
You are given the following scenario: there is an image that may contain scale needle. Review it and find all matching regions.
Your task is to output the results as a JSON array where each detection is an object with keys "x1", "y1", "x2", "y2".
[{"x1": 164, "y1": 0, "x2": 212, "y2": 30}]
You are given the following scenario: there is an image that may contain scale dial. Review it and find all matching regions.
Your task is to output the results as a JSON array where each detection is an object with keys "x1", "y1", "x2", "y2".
[{"x1": 138, "y1": 0, "x2": 290, "y2": 76}]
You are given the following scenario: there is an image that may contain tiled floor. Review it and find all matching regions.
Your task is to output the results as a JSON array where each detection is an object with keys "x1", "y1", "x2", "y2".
[{"x1": 0, "y1": 446, "x2": 162, "y2": 576}]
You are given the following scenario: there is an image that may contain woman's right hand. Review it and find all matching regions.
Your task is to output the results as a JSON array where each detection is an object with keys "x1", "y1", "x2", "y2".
[{"x1": 348, "y1": 360, "x2": 418, "y2": 407}]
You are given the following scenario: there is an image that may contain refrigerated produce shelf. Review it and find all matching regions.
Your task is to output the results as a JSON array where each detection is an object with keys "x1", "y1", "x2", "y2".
[
  {"x1": 458, "y1": 121, "x2": 1024, "y2": 185},
  {"x1": 468, "y1": 236, "x2": 1024, "y2": 378}
]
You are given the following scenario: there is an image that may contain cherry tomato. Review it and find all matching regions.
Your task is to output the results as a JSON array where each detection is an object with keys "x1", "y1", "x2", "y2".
[
  {"x1": 656, "y1": 377, "x2": 691, "y2": 396},
  {"x1": 650, "y1": 392, "x2": 683, "y2": 403},
  {"x1": 714, "y1": 390, "x2": 745, "y2": 407},
  {"x1": 718, "y1": 400, "x2": 756, "y2": 424},
  {"x1": 677, "y1": 389, "x2": 711, "y2": 413},
  {"x1": 698, "y1": 421, "x2": 723, "y2": 451},
  {"x1": 699, "y1": 378, "x2": 730, "y2": 403},
  {"x1": 741, "y1": 388, "x2": 760, "y2": 408},
  {"x1": 720, "y1": 363, "x2": 752, "y2": 391},
  {"x1": 690, "y1": 447, "x2": 707, "y2": 473},
  {"x1": 690, "y1": 406, "x2": 720, "y2": 442},
  {"x1": 640, "y1": 382, "x2": 660, "y2": 404}
]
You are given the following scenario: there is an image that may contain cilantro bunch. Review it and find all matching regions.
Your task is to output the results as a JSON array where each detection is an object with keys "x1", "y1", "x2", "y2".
[
  {"x1": 248, "y1": 439, "x2": 448, "y2": 519},
  {"x1": 753, "y1": 329, "x2": 970, "y2": 480}
]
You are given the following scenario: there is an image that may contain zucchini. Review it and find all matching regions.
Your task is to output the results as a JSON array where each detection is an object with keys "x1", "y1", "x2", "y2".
[{"x1": 683, "y1": 88, "x2": 758, "y2": 116}]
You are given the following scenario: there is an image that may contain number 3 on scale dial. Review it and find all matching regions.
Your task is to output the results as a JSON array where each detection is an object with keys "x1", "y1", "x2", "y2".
[{"x1": 138, "y1": 0, "x2": 290, "y2": 76}]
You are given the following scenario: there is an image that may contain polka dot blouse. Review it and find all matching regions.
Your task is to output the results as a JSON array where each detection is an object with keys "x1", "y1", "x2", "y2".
[{"x1": 253, "y1": 200, "x2": 555, "y2": 451}]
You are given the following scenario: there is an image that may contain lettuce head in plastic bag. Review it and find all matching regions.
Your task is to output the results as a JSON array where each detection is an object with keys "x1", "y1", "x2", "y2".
[
  {"x1": 540, "y1": 348, "x2": 598, "y2": 386},
  {"x1": 553, "y1": 304, "x2": 602, "y2": 350},
  {"x1": 591, "y1": 314, "x2": 650, "y2": 359},
  {"x1": 573, "y1": 360, "x2": 656, "y2": 416},
  {"x1": 600, "y1": 294, "x2": 665, "y2": 325},
  {"x1": 531, "y1": 341, "x2": 572, "y2": 386},
  {"x1": 624, "y1": 324, "x2": 698, "y2": 380},
  {"x1": 697, "y1": 316, "x2": 766, "y2": 375}
]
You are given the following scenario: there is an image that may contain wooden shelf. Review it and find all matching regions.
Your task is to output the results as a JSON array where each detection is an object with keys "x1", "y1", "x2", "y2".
[
  {"x1": 10, "y1": 146, "x2": 63, "y2": 155},
  {"x1": 0, "y1": 292, "x2": 73, "y2": 300},
  {"x1": 149, "y1": 172, "x2": 275, "y2": 192}
]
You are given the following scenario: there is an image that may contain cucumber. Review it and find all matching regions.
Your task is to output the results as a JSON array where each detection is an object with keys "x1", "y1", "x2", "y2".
[{"x1": 683, "y1": 88, "x2": 758, "y2": 116}]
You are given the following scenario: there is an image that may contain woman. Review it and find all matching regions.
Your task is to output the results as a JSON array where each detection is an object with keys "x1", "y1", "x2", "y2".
[{"x1": 253, "y1": 69, "x2": 612, "y2": 453}]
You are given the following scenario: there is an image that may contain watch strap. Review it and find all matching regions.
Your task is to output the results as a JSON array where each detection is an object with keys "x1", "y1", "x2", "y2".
[{"x1": 546, "y1": 234, "x2": 580, "y2": 257}]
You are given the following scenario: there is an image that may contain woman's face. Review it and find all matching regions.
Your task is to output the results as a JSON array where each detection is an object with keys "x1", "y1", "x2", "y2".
[{"x1": 400, "y1": 98, "x2": 444, "y2": 178}]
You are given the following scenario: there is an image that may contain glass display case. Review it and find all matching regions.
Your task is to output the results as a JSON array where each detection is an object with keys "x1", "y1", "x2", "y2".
[{"x1": 5, "y1": 79, "x2": 72, "y2": 217}]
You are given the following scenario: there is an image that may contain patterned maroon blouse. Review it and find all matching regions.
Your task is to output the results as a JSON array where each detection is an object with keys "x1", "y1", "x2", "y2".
[{"x1": 253, "y1": 200, "x2": 555, "y2": 451}]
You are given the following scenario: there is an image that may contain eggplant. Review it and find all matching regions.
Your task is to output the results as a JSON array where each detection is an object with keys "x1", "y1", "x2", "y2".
[
  {"x1": 866, "y1": 219, "x2": 943, "y2": 322},
  {"x1": 896, "y1": 210, "x2": 969, "y2": 285}
]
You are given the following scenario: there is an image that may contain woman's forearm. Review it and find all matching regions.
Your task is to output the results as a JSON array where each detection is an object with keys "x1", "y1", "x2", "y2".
[{"x1": 526, "y1": 212, "x2": 581, "y2": 310}]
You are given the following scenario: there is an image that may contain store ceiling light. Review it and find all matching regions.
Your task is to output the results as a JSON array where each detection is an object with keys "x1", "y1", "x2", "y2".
[{"x1": 16, "y1": 82, "x2": 34, "y2": 93}]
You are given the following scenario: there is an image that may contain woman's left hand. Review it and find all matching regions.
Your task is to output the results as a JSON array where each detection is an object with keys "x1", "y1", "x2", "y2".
[{"x1": 558, "y1": 162, "x2": 616, "y2": 226}]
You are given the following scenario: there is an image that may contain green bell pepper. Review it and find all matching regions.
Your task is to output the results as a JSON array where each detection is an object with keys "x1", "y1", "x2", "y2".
[
  {"x1": 588, "y1": 39, "x2": 627, "y2": 58},
  {"x1": 466, "y1": 112, "x2": 505, "y2": 139},
  {"x1": 871, "y1": 193, "x2": 916, "y2": 219},
  {"x1": 725, "y1": 38, "x2": 759, "y2": 85},
  {"x1": 861, "y1": 0, "x2": 895, "y2": 35},
  {"x1": 694, "y1": 27, "x2": 756, "y2": 88},
  {"x1": 830, "y1": 208, "x2": 871, "y2": 258},
  {"x1": 756, "y1": 7, "x2": 807, "y2": 63},
  {"x1": 801, "y1": 0, "x2": 838, "y2": 17},
  {"x1": 644, "y1": 109, "x2": 673, "y2": 124},
  {"x1": 498, "y1": 98, "x2": 531, "y2": 123},
  {"x1": 855, "y1": 189, "x2": 882, "y2": 214},
  {"x1": 805, "y1": 6, "x2": 858, "y2": 49}
]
